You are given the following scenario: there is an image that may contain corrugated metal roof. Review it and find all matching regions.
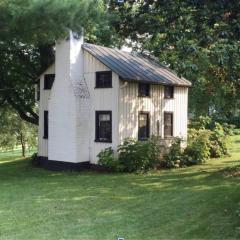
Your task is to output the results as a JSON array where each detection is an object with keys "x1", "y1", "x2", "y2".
[{"x1": 83, "y1": 43, "x2": 192, "y2": 87}]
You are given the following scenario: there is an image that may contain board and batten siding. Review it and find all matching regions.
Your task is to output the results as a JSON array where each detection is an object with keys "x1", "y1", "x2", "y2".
[
  {"x1": 37, "y1": 64, "x2": 55, "y2": 157},
  {"x1": 118, "y1": 82, "x2": 188, "y2": 142},
  {"x1": 83, "y1": 50, "x2": 119, "y2": 164}
]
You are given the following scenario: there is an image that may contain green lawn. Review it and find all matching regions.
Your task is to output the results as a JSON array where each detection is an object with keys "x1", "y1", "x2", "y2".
[{"x1": 0, "y1": 137, "x2": 239, "y2": 240}]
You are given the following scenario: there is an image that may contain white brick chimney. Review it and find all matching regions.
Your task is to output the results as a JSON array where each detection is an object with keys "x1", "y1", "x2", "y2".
[{"x1": 48, "y1": 31, "x2": 90, "y2": 163}]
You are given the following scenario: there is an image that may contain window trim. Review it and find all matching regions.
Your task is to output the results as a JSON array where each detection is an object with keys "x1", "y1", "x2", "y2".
[
  {"x1": 138, "y1": 83, "x2": 150, "y2": 97},
  {"x1": 164, "y1": 85, "x2": 174, "y2": 99},
  {"x1": 164, "y1": 111, "x2": 173, "y2": 139},
  {"x1": 43, "y1": 111, "x2": 48, "y2": 139},
  {"x1": 138, "y1": 111, "x2": 150, "y2": 141},
  {"x1": 95, "y1": 71, "x2": 112, "y2": 89},
  {"x1": 44, "y1": 74, "x2": 55, "y2": 90},
  {"x1": 95, "y1": 111, "x2": 112, "y2": 143}
]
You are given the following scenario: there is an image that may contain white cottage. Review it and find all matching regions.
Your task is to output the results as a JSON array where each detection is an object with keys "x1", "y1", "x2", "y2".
[{"x1": 36, "y1": 32, "x2": 191, "y2": 170}]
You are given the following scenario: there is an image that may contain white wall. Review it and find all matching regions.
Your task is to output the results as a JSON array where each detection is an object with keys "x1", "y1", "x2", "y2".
[
  {"x1": 118, "y1": 82, "x2": 188, "y2": 142},
  {"x1": 83, "y1": 51, "x2": 119, "y2": 164},
  {"x1": 37, "y1": 64, "x2": 55, "y2": 157}
]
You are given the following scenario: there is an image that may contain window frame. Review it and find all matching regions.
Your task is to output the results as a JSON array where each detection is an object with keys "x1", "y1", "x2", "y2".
[
  {"x1": 138, "y1": 83, "x2": 150, "y2": 97},
  {"x1": 164, "y1": 85, "x2": 174, "y2": 99},
  {"x1": 44, "y1": 74, "x2": 55, "y2": 90},
  {"x1": 43, "y1": 111, "x2": 48, "y2": 139},
  {"x1": 95, "y1": 71, "x2": 112, "y2": 89},
  {"x1": 164, "y1": 111, "x2": 173, "y2": 138},
  {"x1": 95, "y1": 111, "x2": 112, "y2": 143},
  {"x1": 138, "y1": 111, "x2": 150, "y2": 141}
]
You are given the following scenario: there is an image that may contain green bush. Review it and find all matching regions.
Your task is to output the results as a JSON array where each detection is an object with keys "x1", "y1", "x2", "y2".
[
  {"x1": 97, "y1": 137, "x2": 161, "y2": 173},
  {"x1": 162, "y1": 138, "x2": 186, "y2": 168},
  {"x1": 209, "y1": 123, "x2": 228, "y2": 158},
  {"x1": 184, "y1": 129, "x2": 211, "y2": 164},
  {"x1": 118, "y1": 137, "x2": 161, "y2": 172},
  {"x1": 97, "y1": 147, "x2": 120, "y2": 171}
]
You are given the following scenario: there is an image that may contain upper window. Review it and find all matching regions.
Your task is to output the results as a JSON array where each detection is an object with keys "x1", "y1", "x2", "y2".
[
  {"x1": 164, "y1": 112, "x2": 173, "y2": 138},
  {"x1": 44, "y1": 74, "x2": 55, "y2": 90},
  {"x1": 138, "y1": 83, "x2": 150, "y2": 97},
  {"x1": 95, "y1": 111, "x2": 112, "y2": 142},
  {"x1": 96, "y1": 71, "x2": 112, "y2": 88},
  {"x1": 164, "y1": 86, "x2": 174, "y2": 99},
  {"x1": 138, "y1": 112, "x2": 150, "y2": 141},
  {"x1": 43, "y1": 111, "x2": 48, "y2": 139}
]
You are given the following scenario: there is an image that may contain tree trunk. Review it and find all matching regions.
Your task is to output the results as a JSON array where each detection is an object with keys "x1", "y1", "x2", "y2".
[{"x1": 20, "y1": 133, "x2": 26, "y2": 157}]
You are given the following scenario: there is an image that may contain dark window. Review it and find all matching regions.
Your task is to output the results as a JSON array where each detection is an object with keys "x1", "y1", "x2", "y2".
[
  {"x1": 44, "y1": 74, "x2": 55, "y2": 90},
  {"x1": 96, "y1": 71, "x2": 112, "y2": 88},
  {"x1": 164, "y1": 112, "x2": 173, "y2": 138},
  {"x1": 164, "y1": 86, "x2": 174, "y2": 99},
  {"x1": 138, "y1": 112, "x2": 150, "y2": 140},
  {"x1": 95, "y1": 111, "x2": 112, "y2": 142},
  {"x1": 138, "y1": 83, "x2": 150, "y2": 97},
  {"x1": 36, "y1": 79, "x2": 40, "y2": 101},
  {"x1": 43, "y1": 111, "x2": 48, "y2": 139}
]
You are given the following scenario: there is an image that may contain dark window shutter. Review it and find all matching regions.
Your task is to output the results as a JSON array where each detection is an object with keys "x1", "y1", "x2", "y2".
[
  {"x1": 43, "y1": 111, "x2": 48, "y2": 139},
  {"x1": 164, "y1": 112, "x2": 173, "y2": 138}
]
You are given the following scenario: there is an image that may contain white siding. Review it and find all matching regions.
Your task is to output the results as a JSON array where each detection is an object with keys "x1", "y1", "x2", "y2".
[
  {"x1": 119, "y1": 82, "x2": 188, "y2": 142},
  {"x1": 83, "y1": 51, "x2": 119, "y2": 164},
  {"x1": 37, "y1": 64, "x2": 55, "y2": 157}
]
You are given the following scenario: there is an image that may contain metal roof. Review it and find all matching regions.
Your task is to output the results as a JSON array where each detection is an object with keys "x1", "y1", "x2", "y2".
[{"x1": 82, "y1": 43, "x2": 192, "y2": 87}]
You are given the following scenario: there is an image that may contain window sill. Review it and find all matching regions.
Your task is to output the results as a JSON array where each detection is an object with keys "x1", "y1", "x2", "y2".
[
  {"x1": 138, "y1": 95, "x2": 151, "y2": 98},
  {"x1": 164, "y1": 97, "x2": 174, "y2": 100},
  {"x1": 95, "y1": 139, "x2": 112, "y2": 143},
  {"x1": 95, "y1": 86, "x2": 113, "y2": 89}
]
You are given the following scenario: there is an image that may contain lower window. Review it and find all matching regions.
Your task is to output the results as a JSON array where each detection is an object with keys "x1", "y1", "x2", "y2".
[
  {"x1": 164, "y1": 112, "x2": 173, "y2": 138},
  {"x1": 95, "y1": 111, "x2": 112, "y2": 142},
  {"x1": 43, "y1": 111, "x2": 48, "y2": 139},
  {"x1": 138, "y1": 112, "x2": 150, "y2": 140}
]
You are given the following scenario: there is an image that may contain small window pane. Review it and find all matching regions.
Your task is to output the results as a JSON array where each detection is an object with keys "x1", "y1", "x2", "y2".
[
  {"x1": 96, "y1": 71, "x2": 112, "y2": 88},
  {"x1": 164, "y1": 86, "x2": 174, "y2": 99},
  {"x1": 44, "y1": 74, "x2": 55, "y2": 90},
  {"x1": 138, "y1": 83, "x2": 150, "y2": 97}
]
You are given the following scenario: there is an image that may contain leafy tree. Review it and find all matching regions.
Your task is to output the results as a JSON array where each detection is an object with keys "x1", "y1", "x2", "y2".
[
  {"x1": 109, "y1": 0, "x2": 240, "y2": 120},
  {"x1": 0, "y1": 0, "x2": 117, "y2": 125},
  {"x1": 0, "y1": 106, "x2": 37, "y2": 157}
]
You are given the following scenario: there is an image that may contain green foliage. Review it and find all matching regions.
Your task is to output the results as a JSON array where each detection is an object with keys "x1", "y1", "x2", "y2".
[
  {"x1": 97, "y1": 147, "x2": 120, "y2": 171},
  {"x1": 97, "y1": 137, "x2": 161, "y2": 173},
  {"x1": 162, "y1": 138, "x2": 185, "y2": 168},
  {"x1": 0, "y1": 107, "x2": 37, "y2": 156},
  {"x1": 118, "y1": 137, "x2": 161, "y2": 173},
  {"x1": 109, "y1": 1, "x2": 240, "y2": 120},
  {"x1": 0, "y1": 0, "x2": 117, "y2": 124},
  {"x1": 184, "y1": 129, "x2": 211, "y2": 165},
  {"x1": 209, "y1": 123, "x2": 228, "y2": 158}
]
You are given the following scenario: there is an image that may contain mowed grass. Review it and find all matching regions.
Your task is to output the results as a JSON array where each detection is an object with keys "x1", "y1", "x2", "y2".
[{"x1": 0, "y1": 137, "x2": 239, "y2": 240}]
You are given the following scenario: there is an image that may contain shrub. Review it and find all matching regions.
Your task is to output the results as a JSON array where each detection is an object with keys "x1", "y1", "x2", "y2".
[
  {"x1": 209, "y1": 123, "x2": 228, "y2": 158},
  {"x1": 162, "y1": 138, "x2": 186, "y2": 168},
  {"x1": 118, "y1": 137, "x2": 161, "y2": 172},
  {"x1": 97, "y1": 137, "x2": 161, "y2": 173},
  {"x1": 222, "y1": 123, "x2": 236, "y2": 136},
  {"x1": 97, "y1": 147, "x2": 120, "y2": 171},
  {"x1": 184, "y1": 129, "x2": 211, "y2": 164}
]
